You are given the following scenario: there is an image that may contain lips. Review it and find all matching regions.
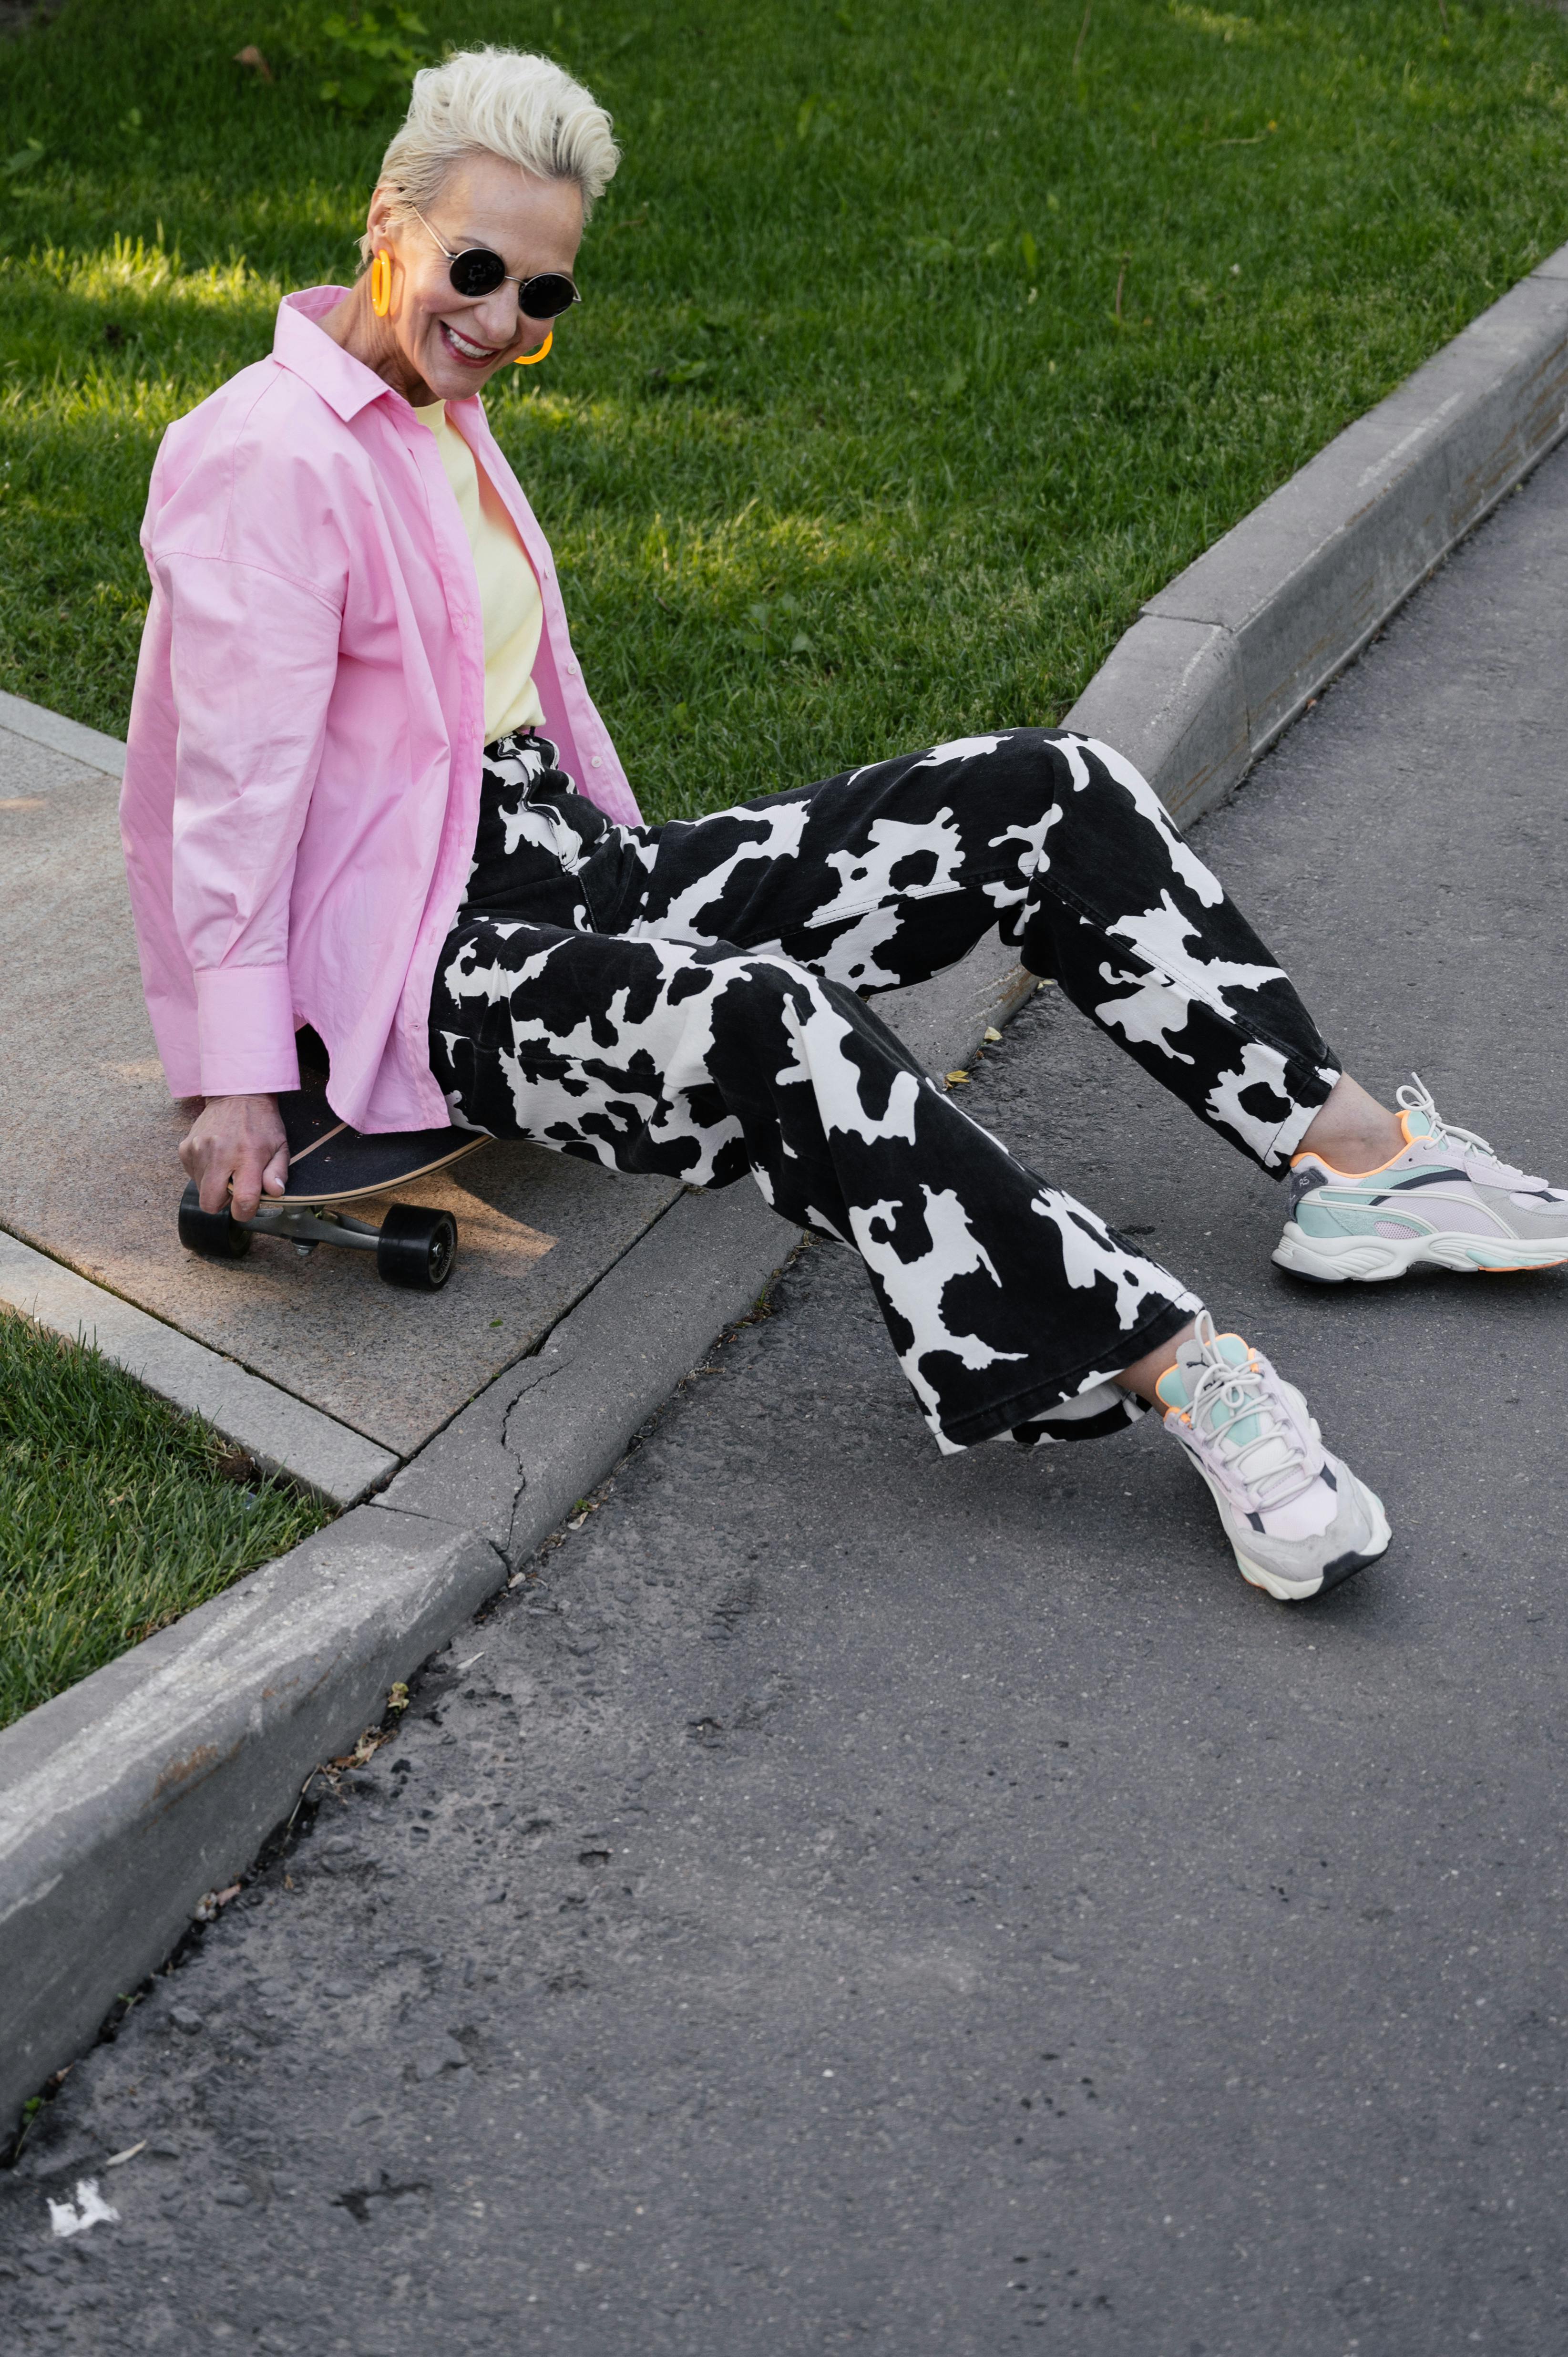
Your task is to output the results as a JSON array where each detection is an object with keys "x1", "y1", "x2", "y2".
[{"x1": 439, "y1": 319, "x2": 501, "y2": 367}]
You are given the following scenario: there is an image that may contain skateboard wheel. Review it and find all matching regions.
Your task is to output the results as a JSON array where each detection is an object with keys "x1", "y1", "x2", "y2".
[
  {"x1": 376, "y1": 1204, "x2": 457, "y2": 1290},
  {"x1": 178, "y1": 1181, "x2": 252, "y2": 1262}
]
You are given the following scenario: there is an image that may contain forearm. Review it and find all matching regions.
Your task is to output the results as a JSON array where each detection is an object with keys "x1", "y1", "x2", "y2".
[{"x1": 158, "y1": 553, "x2": 341, "y2": 1096}]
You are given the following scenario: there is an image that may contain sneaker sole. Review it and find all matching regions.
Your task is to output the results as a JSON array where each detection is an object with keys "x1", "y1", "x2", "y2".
[
  {"x1": 1273, "y1": 1223, "x2": 1568, "y2": 1285},
  {"x1": 1193, "y1": 1462, "x2": 1393, "y2": 1602}
]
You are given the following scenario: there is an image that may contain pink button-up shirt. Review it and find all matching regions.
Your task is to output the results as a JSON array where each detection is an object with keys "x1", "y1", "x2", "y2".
[{"x1": 120, "y1": 286, "x2": 642, "y2": 1131}]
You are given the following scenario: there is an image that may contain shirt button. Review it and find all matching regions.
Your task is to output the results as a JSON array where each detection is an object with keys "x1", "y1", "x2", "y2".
[
  {"x1": 591, "y1": 756, "x2": 604, "y2": 770},
  {"x1": 565, "y1": 661, "x2": 579, "y2": 677}
]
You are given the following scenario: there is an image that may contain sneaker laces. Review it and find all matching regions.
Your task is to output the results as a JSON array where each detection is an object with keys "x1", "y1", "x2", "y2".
[
  {"x1": 1396, "y1": 1074, "x2": 1542, "y2": 1191},
  {"x1": 1182, "y1": 1312, "x2": 1320, "y2": 1512}
]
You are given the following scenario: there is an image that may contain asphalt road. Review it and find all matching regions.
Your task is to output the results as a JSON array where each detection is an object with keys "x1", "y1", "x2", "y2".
[{"x1": 5, "y1": 446, "x2": 1568, "y2": 2357}]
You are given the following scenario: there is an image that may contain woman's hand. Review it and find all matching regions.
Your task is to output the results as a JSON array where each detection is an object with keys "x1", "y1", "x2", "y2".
[{"x1": 179, "y1": 1094, "x2": 289, "y2": 1222}]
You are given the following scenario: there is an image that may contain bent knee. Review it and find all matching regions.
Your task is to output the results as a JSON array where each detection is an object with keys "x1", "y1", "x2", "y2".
[{"x1": 947, "y1": 726, "x2": 1113, "y2": 803}]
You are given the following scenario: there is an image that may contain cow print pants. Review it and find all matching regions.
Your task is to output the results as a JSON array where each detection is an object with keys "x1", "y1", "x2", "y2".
[{"x1": 429, "y1": 729, "x2": 1342, "y2": 1454}]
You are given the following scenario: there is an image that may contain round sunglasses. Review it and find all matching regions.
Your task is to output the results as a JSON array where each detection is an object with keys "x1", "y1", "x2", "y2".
[{"x1": 408, "y1": 203, "x2": 580, "y2": 321}]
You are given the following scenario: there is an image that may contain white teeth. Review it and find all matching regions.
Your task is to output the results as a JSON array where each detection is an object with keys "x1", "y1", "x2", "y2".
[{"x1": 444, "y1": 324, "x2": 492, "y2": 361}]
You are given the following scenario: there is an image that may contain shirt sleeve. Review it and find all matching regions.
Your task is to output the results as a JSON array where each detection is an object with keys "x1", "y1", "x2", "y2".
[{"x1": 157, "y1": 549, "x2": 343, "y2": 1098}]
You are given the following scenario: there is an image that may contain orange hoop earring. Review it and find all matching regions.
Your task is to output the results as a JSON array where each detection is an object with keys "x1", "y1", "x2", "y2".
[
  {"x1": 513, "y1": 329, "x2": 553, "y2": 367},
  {"x1": 369, "y1": 252, "x2": 391, "y2": 317}
]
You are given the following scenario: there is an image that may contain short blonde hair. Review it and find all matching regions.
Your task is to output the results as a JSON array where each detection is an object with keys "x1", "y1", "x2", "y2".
[{"x1": 362, "y1": 46, "x2": 618, "y2": 260}]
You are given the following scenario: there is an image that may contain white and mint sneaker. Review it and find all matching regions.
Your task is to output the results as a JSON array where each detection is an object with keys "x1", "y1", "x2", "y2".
[
  {"x1": 1275, "y1": 1076, "x2": 1568, "y2": 1285},
  {"x1": 1156, "y1": 1314, "x2": 1390, "y2": 1601}
]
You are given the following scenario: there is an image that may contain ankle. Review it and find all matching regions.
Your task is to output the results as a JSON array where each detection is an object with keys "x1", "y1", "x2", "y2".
[
  {"x1": 1300, "y1": 1118, "x2": 1404, "y2": 1175},
  {"x1": 1297, "y1": 1076, "x2": 1404, "y2": 1174},
  {"x1": 1116, "y1": 1318, "x2": 1196, "y2": 1405}
]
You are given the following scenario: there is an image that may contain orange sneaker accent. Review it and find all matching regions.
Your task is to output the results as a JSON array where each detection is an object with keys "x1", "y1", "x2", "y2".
[{"x1": 1290, "y1": 1122, "x2": 1414, "y2": 1182}]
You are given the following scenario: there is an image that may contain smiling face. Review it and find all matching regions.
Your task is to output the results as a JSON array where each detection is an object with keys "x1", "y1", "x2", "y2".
[{"x1": 362, "y1": 150, "x2": 585, "y2": 404}]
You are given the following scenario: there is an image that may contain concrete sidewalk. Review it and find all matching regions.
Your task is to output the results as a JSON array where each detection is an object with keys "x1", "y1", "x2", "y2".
[
  {"x1": 2, "y1": 375, "x2": 1565, "y2": 2354},
  {"x1": 0, "y1": 707, "x2": 682, "y2": 1456}
]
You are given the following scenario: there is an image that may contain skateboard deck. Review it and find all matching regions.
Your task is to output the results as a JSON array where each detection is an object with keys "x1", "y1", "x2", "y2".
[{"x1": 277, "y1": 1087, "x2": 490, "y2": 1206}]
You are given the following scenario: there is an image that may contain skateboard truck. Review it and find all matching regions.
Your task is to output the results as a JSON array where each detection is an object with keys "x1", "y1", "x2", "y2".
[{"x1": 178, "y1": 1187, "x2": 458, "y2": 1291}]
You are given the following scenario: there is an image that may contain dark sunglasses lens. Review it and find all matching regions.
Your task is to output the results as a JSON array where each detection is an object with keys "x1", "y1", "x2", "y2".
[
  {"x1": 448, "y1": 247, "x2": 506, "y2": 298},
  {"x1": 519, "y1": 274, "x2": 578, "y2": 319}
]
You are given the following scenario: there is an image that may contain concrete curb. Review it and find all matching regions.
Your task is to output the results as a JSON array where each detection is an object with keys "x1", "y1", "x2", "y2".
[
  {"x1": 0, "y1": 1177, "x2": 804, "y2": 2135},
  {"x1": 6, "y1": 239, "x2": 1568, "y2": 2137},
  {"x1": 374, "y1": 1184, "x2": 808, "y2": 1557},
  {"x1": 0, "y1": 1512, "x2": 501, "y2": 2121},
  {"x1": 1066, "y1": 251, "x2": 1568, "y2": 822},
  {"x1": 0, "y1": 899, "x2": 1031, "y2": 2134},
  {"x1": 0, "y1": 1230, "x2": 396, "y2": 1507},
  {"x1": 0, "y1": 689, "x2": 125, "y2": 779}
]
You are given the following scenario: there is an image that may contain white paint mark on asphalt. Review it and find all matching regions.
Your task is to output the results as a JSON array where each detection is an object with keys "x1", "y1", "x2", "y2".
[{"x1": 47, "y1": 2180, "x2": 119, "y2": 2237}]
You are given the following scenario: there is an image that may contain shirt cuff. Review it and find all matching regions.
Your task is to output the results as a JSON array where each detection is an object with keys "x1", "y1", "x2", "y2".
[{"x1": 194, "y1": 964, "x2": 302, "y2": 1098}]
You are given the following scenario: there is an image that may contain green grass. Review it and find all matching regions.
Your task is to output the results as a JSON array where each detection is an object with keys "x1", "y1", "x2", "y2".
[
  {"x1": 0, "y1": 0, "x2": 1566, "y2": 822},
  {"x1": 0, "y1": 1310, "x2": 330, "y2": 1729}
]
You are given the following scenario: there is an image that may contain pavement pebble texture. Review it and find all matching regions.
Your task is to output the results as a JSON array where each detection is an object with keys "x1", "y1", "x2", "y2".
[{"x1": 4, "y1": 445, "x2": 1568, "y2": 2353}]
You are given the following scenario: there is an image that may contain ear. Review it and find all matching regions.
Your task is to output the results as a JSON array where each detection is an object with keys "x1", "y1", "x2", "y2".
[{"x1": 365, "y1": 184, "x2": 400, "y2": 244}]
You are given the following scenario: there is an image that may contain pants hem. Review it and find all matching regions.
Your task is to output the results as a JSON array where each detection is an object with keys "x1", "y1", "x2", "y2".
[
  {"x1": 1264, "y1": 1057, "x2": 1342, "y2": 1168},
  {"x1": 933, "y1": 1291, "x2": 1203, "y2": 1453}
]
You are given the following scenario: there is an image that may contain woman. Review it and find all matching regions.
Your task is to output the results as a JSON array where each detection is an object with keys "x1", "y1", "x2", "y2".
[{"x1": 120, "y1": 48, "x2": 1568, "y2": 1603}]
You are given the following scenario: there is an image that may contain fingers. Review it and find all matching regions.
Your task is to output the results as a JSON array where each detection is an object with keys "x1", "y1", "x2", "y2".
[
  {"x1": 198, "y1": 1152, "x2": 238, "y2": 1217},
  {"x1": 198, "y1": 1146, "x2": 279, "y2": 1221},
  {"x1": 229, "y1": 1152, "x2": 268, "y2": 1225}
]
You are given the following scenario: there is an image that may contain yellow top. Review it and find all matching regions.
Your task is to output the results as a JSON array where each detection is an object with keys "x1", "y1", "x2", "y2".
[{"x1": 413, "y1": 399, "x2": 545, "y2": 743}]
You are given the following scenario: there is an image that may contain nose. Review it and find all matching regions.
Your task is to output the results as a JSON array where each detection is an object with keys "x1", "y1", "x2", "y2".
[{"x1": 466, "y1": 284, "x2": 520, "y2": 350}]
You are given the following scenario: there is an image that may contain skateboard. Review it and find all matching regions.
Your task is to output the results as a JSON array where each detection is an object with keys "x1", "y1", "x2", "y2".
[{"x1": 177, "y1": 1087, "x2": 489, "y2": 1292}]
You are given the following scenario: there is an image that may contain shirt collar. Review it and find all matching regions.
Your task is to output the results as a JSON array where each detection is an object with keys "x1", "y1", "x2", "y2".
[{"x1": 273, "y1": 287, "x2": 401, "y2": 422}]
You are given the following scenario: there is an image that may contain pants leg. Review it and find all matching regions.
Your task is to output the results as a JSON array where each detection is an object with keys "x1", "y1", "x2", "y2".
[
  {"x1": 429, "y1": 919, "x2": 1199, "y2": 1453},
  {"x1": 602, "y1": 727, "x2": 1342, "y2": 1174}
]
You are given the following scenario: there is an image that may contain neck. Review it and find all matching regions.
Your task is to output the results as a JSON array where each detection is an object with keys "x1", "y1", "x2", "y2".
[{"x1": 318, "y1": 279, "x2": 436, "y2": 406}]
